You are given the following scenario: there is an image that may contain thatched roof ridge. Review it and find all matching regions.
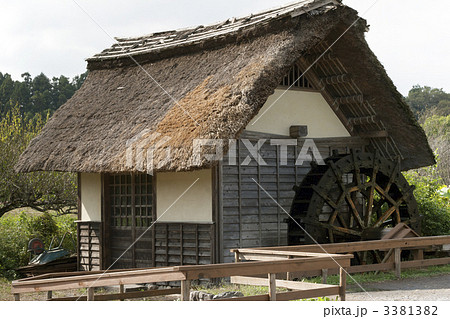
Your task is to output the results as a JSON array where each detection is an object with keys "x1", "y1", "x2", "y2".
[
  {"x1": 15, "y1": 1, "x2": 434, "y2": 173},
  {"x1": 87, "y1": 0, "x2": 338, "y2": 68}
]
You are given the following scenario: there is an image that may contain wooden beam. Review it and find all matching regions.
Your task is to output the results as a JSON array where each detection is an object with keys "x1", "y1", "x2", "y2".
[
  {"x1": 348, "y1": 262, "x2": 394, "y2": 274},
  {"x1": 236, "y1": 249, "x2": 344, "y2": 259},
  {"x1": 12, "y1": 268, "x2": 187, "y2": 294},
  {"x1": 180, "y1": 256, "x2": 351, "y2": 281},
  {"x1": 348, "y1": 115, "x2": 377, "y2": 125},
  {"x1": 357, "y1": 131, "x2": 389, "y2": 139},
  {"x1": 230, "y1": 276, "x2": 335, "y2": 290},
  {"x1": 49, "y1": 288, "x2": 181, "y2": 301},
  {"x1": 320, "y1": 74, "x2": 350, "y2": 85},
  {"x1": 232, "y1": 235, "x2": 450, "y2": 254},
  {"x1": 335, "y1": 95, "x2": 364, "y2": 105},
  {"x1": 276, "y1": 287, "x2": 340, "y2": 301},
  {"x1": 401, "y1": 257, "x2": 450, "y2": 269},
  {"x1": 213, "y1": 294, "x2": 270, "y2": 301}
]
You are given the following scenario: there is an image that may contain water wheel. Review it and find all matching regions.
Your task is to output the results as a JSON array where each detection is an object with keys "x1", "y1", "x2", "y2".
[{"x1": 288, "y1": 150, "x2": 420, "y2": 264}]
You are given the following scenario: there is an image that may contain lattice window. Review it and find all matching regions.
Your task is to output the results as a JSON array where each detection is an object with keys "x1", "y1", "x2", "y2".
[
  {"x1": 134, "y1": 174, "x2": 153, "y2": 228},
  {"x1": 280, "y1": 64, "x2": 313, "y2": 89},
  {"x1": 109, "y1": 174, "x2": 153, "y2": 228}
]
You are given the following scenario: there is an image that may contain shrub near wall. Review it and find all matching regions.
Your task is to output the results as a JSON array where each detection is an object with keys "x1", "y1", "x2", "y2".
[{"x1": 0, "y1": 211, "x2": 76, "y2": 279}]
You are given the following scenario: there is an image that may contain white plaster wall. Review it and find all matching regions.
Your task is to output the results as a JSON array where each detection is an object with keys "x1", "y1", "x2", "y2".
[
  {"x1": 80, "y1": 173, "x2": 102, "y2": 222},
  {"x1": 156, "y1": 169, "x2": 212, "y2": 223},
  {"x1": 246, "y1": 89, "x2": 350, "y2": 138}
]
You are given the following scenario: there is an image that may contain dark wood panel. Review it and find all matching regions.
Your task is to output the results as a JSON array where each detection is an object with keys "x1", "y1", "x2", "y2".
[
  {"x1": 220, "y1": 137, "x2": 367, "y2": 262},
  {"x1": 77, "y1": 221, "x2": 102, "y2": 271},
  {"x1": 153, "y1": 223, "x2": 214, "y2": 266}
]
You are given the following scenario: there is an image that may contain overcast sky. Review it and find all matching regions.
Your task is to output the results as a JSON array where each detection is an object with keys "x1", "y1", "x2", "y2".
[{"x1": 0, "y1": 0, "x2": 448, "y2": 95}]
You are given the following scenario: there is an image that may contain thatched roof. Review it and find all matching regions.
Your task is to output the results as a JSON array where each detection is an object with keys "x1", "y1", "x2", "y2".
[{"x1": 16, "y1": 0, "x2": 434, "y2": 173}]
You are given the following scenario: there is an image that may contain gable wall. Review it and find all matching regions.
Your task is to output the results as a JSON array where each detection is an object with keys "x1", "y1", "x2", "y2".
[{"x1": 246, "y1": 89, "x2": 350, "y2": 138}]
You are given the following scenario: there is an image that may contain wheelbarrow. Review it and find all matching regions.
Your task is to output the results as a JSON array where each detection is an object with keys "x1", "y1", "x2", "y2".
[{"x1": 17, "y1": 233, "x2": 77, "y2": 276}]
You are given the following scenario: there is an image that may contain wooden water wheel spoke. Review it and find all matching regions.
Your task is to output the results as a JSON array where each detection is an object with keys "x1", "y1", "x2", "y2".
[
  {"x1": 374, "y1": 205, "x2": 397, "y2": 227},
  {"x1": 312, "y1": 185, "x2": 337, "y2": 209},
  {"x1": 384, "y1": 158, "x2": 400, "y2": 193},
  {"x1": 371, "y1": 250, "x2": 383, "y2": 264},
  {"x1": 352, "y1": 150, "x2": 362, "y2": 188},
  {"x1": 395, "y1": 207, "x2": 401, "y2": 224},
  {"x1": 328, "y1": 209, "x2": 338, "y2": 224},
  {"x1": 375, "y1": 184, "x2": 399, "y2": 207},
  {"x1": 345, "y1": 194, "x2": 364, "y2": 228},
  {"x1": 327, "y1": 224, "x2": 362, "y2": 237},
  {"x1": 289, "y1": 151, "x2": 420, "y2": 267},
  {"x1": 336, "y1": 213, "x2": 348, "y2": 229},
  {"x1": 365, "y1": 169, "x2": 378, "y2": 227}
]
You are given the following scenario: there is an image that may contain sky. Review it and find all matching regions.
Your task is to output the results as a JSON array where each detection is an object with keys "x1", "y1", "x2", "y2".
[{"x1": 0, "y1": 0, "x2": 448, "y2": 95}]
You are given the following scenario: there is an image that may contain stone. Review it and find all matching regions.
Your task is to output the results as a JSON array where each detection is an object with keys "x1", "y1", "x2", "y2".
[
  {"x1": 190, "y1": 291, "x2": 215, "y2": 301},
  {"x1": 213, "y1": 291, "x2": 244, "y2": 300}
]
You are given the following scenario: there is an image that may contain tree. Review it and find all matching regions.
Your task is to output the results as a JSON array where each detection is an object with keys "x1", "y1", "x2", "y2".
[
  {"x1": 406, "y1": 85, "x2": 450, "y2": 119},
  {"x1": 422, "y1": 114, "x2": 450, "y2": 184},
  {"x1": 0, "y1": 106, "x2": 77, "y2": 217},
  {"x1": 0, "y1": 70, "x2": 88, "y2": 121}
]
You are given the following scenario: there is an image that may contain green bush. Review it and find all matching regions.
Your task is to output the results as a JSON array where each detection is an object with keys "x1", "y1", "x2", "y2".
[
  {"x1": 0, "y1": 211, "x2": 76, "y2": 279},
  {"x1": 404, "y1": 168, "x2": 450, "y2": 236}
]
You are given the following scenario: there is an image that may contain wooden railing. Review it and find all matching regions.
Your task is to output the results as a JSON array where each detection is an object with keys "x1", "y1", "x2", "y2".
[
  {"x1": 11, "y1": 252, "x2": 352, "y2": 301},
  {"x1": 232, "y1": 235, "x2": 450, "y2": 281}
]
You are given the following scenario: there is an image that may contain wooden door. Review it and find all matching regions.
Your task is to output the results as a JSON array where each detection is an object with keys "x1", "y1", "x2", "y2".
[{"x1": 107, "y1": 173, "x2": 154, "y2": 269}]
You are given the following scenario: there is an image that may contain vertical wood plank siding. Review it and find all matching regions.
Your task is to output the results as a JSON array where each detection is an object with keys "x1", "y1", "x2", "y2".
[
  {"x1": 78, "y1": 222, "x2": 102, "y2": 271},
  {"x1": 220, "y1": 137, "x2": 366, "y2": 263},
  {"x1": 154, "y1": 223, "x2": 215, "y2": 267}
]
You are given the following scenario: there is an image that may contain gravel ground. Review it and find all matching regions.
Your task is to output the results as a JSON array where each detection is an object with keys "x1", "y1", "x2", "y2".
[{"x1": 347, "y1": 274, "x2": 450, "y2": 301}]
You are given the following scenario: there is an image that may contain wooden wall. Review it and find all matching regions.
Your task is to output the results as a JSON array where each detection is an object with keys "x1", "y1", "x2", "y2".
[
  {"x1": 77, "y1": 221, "x2": 102, "y2": 271},
  {"x1": 103, "y1": 223, "x2": 214, "y2": 269},
  {"x1": 219, "y1": 134, "x2": 367, "y2": 263},
  {"x1": 154, "y1": 223, "x2": 215, "y2": 267}
]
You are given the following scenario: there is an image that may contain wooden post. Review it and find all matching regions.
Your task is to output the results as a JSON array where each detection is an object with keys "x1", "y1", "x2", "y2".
[
  {"x1": 47, "y1": 291, "x2": 53, "y2": 300},
  {"x1": 181, "y1": 280, "x2": 191, "y2": 301},
  {"x1": 268, "y1": 273, "x2": 276, "y2": 301},
  {"x1": 286, "y1": 256, "x2": 293, "y2": 281},
  {"x1": 119, "y1": 284, "x2": 125, "y2": 301},
  {"x1": 394, "y1": 248, "x2": 401, "y2": 278},
  {"x1": 412, "y1": 249, "x2": 423, "y2": 261},
  {"x1": 14, "y1": 293, "x2": 20, "y2": 301},
  {"x1": 87, "y1": 287, "x2": 95, "y2": 301},
  {"x1": 339, "y1": 267, "x2": 346, "y2": 301},
  {"x1": 234, "y1": 250, "x2": 240, "y2": 263},
  {"x1": 321, "y1": 269, "x2": 328, "y2": 284}
]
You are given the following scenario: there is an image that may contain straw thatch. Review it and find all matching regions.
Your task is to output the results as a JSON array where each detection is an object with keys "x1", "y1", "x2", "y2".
[{"x1": 15, "y1": 0, "x2": 434, "y2": 173}]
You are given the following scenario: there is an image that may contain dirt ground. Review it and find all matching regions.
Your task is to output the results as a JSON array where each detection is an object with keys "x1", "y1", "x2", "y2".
[{"x1": 347, "y1": 274, "x2": 450, "y2": 301}]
